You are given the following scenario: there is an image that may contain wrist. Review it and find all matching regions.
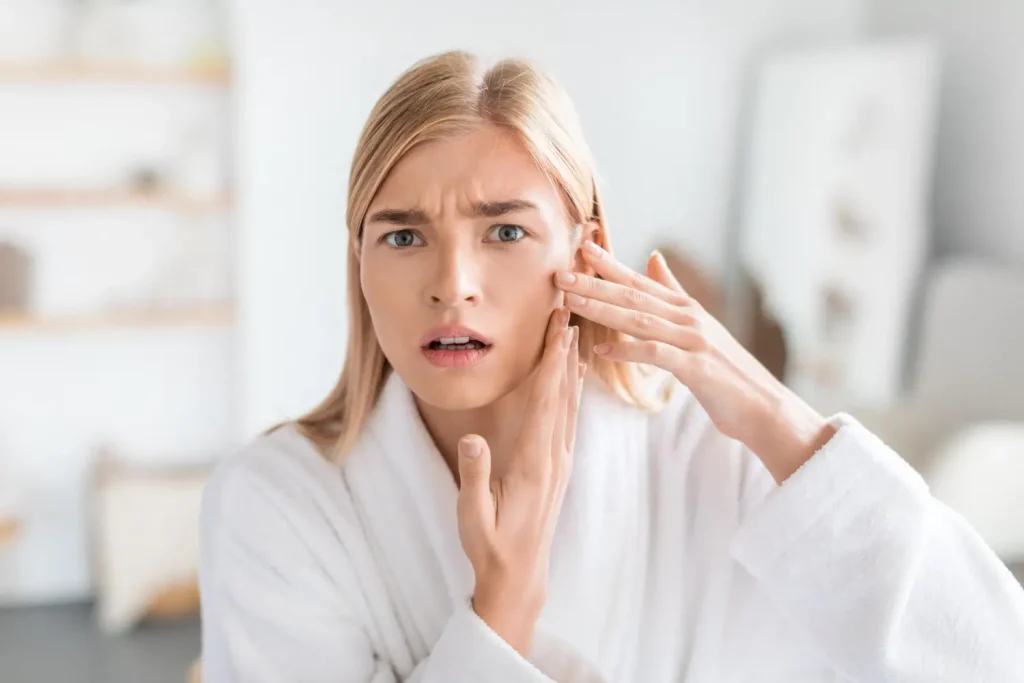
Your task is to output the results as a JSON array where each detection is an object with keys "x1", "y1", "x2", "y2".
[
  {"x1": 472, "y1": 576, "x2": 544, "y2": 656},
  {"x1": 748, "y1": 394, "x2": 835, "y2": 485}
]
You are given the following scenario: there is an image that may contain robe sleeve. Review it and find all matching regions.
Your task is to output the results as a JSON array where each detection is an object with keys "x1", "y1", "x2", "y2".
[
  {"x1": 198, "y1": 462, "x2": 554, "y2": 683},
  {"x1": 730, "y1": 414, "x2": 1024, "y2": 682}
]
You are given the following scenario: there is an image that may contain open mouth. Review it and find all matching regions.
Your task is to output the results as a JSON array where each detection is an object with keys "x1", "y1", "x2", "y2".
[
  {"x1": 426, "y1": 336, "x2": 490, "y2": 351},
  {"x1": 421, "y1": 328, "x2": 493, "y2": 368}
]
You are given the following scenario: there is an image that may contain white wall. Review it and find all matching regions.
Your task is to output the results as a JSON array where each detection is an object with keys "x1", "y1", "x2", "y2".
[
  {"x1": 231, "y1": 0, "x2": 865, "y2": 438},
  {"x1": 866, "y1": 0, "x2": 1024, "y2": 264}
]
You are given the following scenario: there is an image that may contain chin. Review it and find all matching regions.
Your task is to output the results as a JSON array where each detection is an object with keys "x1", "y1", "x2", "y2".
[
  {"x1": 408, "y1": 374, "x2": 504, "y2": 410},
  {"x1": 393, "y1": 360, "x2": 516, "y2": 411}
]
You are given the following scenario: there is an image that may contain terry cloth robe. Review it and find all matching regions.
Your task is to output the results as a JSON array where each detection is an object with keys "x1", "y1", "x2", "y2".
[{"x1": 199, "y1": 371, "x2": 1024, "y2": 682}]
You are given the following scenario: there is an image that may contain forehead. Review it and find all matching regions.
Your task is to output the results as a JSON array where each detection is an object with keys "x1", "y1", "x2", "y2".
[{"x1": 369, "y1": 124, "x2": 564, "y2": 217}]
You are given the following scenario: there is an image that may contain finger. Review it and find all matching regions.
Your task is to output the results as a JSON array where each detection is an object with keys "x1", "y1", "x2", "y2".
[
  {"x1": 567, "y1": 331, "x2": 581, "y2": 453},
  {"x1": 594, "y1": 339, "x2": 694, "y2": 380},
  {"x1": 456, "y1": 435, "x2": 494, "y2": 541},
  {"x1": 555, "y1": 326, "x2": 579, "y2": 455},
  {"x1": 517, "y1": 309, "x2": 572, "y2": 475},
  {"x1": 580, "y1": 241, "x2": 688, "y2": 305},
  {"x1": 545, "y1": 357, "x2": 586, "y2": 543},
  {"x1": 565, "y1": 294, "x2": 706, "y2": 352},
  {"x1": 647, "y1": 250, "x2": 686, "y2": 294},
  {"x1": 556, "y1": 270, "x2": 686, "y2": 324},
  {"x1": 565, "y1": 361, "x2": 585, "y2": 455}
]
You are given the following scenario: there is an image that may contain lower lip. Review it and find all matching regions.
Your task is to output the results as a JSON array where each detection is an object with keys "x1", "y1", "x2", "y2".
[{"x1": 422, "y1": 345, "x2": 492, "y2": 368}]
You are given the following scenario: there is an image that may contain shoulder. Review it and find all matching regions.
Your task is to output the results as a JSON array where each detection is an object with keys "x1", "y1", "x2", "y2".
[
  {"x1": 201, "y1": 425, "x2": 359, "y2": 575},
  {"x1": 204, "y1": 425, "x2": 337, "y2": 524}
]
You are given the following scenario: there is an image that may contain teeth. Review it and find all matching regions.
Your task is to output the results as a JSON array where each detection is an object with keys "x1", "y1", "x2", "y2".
[{"x1": 439, "y1": 336, "x2": 471, "y2": 344}]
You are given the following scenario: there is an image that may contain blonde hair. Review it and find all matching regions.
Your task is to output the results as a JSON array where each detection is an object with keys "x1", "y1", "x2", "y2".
[{"x1": 293, "y1": 50, "x2": 663, "y2": 462}]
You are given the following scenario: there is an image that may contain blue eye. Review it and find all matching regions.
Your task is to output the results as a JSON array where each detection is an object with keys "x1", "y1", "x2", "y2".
[
  {"x1": 487, "y1": 224, "x2": 526, "y2": 243},
  {"x1": 384, "y1": 230, "x2": 424, "y2": 248}
]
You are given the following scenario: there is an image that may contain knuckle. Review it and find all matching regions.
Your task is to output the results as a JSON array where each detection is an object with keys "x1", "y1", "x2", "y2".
[
  {"x1": 479, "y1": 546, "x2": 508, "y2": 576},
  {"x1": 674, "y1": 311, "x2": 697, "y2": 327},
  {"x1": 514, "y1": 457, "x2": 550, "y2": 486},
  {"x1": 644, "y1": 340, "x2": 664, "y2": 362},
  {"x1": 628, "y1": 273, "x2": 647, "y2": 291},
  {"x1": 668, "y1": 291, "x2": 691, "y2": 307},
  {"x1": 623, "y1": 287, "x2": 646, "y2": 305},
  {"x1": 693, "y1": 351, "x2": 713, "y2": 375},
  {"x1": 460, "y1": 463, "x2": 482, "y2": 481},
  {"x1": 632, "y1": 310, "x2": 653, "y2": 330}
]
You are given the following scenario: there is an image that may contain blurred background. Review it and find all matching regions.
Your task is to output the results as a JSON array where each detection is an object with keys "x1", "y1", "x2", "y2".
[{"x1": 0, "y1": 1, "x2": 1022, "y2": 682}]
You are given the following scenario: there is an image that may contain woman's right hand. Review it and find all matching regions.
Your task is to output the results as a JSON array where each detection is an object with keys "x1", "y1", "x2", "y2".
[{"x1": 455, "y1": 306, "x2": 584, "y2": 655}]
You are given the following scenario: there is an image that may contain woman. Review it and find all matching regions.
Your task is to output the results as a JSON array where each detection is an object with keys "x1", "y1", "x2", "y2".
[{"x1": 199, "y1": 51, "x2": 1024, "y2": 682}]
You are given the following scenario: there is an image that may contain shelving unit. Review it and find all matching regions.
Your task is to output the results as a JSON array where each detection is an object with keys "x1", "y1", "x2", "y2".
[
  {"x1": 0, "y1": 305, "x2": 235, "y2": 333},
  {"x1": 0, "y1": 188, "x2": 232, "y2": 212},
  {"x1": 0, "y1": 62, "x2": 231, "y2": 86},
  {"x1": 0, "y1": 10, "x2": 235, "y2": 612},
  {"x1": 0, "y1": 57, "x2": 235, "y2": 329}
]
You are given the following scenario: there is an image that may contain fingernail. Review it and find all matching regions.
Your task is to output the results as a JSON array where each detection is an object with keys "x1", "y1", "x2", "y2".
[
  {"x1": 571, "y1": 325, "x2": 579, "y2": 348},
  {"x1": 651, "y1": 249, "x2": 667, "y2": 267},
  {"x1": 459, "y1": 437, "x2": 481, "y2": 458},
  {"x1": 594, "y1": 343, "x2": 611, "y2": 355},
  {"x1": 565, "y1": 292, "x2": 586, "y2": 307},
  {"x1": 555, "y1": 271, "x2": 576, "y2": 286},
  {"x1": 562, "y1": 328, "x2": 574, "y2": 349},
  {"x1": 584, "y1": 241, "x2": 602, "y2": 255},
  {"x1": 560, "y1": 306, "x2": 571, "y2": 324},
  {"x1": 579, "y1": 361, "x2": 588, "y2": 376}
]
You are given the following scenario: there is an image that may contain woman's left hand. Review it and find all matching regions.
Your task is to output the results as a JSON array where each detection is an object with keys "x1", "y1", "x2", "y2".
[{"x1": 556, "y1": 240, "x2": 835, "y2": 484}]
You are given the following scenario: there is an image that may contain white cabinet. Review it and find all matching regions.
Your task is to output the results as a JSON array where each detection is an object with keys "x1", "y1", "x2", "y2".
[{"x1": 738, "y1": 40, "x2": 941, "y2": 414}]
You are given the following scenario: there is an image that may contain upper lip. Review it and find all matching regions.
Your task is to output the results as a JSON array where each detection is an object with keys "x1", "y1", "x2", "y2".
[{"x1": 420, "y1": 325, "x2": 493, "y2": 347}]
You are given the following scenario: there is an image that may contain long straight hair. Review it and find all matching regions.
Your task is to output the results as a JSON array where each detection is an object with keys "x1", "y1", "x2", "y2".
[{"x1": 292, "y1": 51, "x2": 664, "y2": 462}]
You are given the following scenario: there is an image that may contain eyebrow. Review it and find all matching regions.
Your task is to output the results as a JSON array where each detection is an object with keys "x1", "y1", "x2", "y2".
[
  {"x1": 365, "y1": 199, "x2": 538, "y2": 226},
  {"x1": 471, "y1": 199, "x2": 538, "y2": 218}
]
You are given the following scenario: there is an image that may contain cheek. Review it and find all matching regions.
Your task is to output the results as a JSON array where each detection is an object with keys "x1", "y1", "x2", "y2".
[
  {"x1": 485, "y1": 246, "x2": 563, "y2": 332},
  {"x1": 360, "y1": 253, "x2": 415, "y2": 345}
]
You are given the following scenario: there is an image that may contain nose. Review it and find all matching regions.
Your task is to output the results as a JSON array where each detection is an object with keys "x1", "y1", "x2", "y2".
[{"x1": 426, "y1": 241, "x2": 481, "y2": 307}]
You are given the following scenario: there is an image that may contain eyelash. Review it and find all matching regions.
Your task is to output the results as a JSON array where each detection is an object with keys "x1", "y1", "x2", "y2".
[
  {"x1": 380, "y1": 224, "x2": 528, "y2": 248},
  {"x1": 382, "y1": 230, "x2": 425, "y2": 248}
]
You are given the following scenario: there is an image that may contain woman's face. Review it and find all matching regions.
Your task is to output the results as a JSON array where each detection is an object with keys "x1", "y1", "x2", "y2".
[{"x1": 360, "y1": 123, "x2": 583, "y2": 410}]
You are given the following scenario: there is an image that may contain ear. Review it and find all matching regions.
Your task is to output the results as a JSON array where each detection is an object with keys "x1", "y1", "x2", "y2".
[
  {"x1": 571, "y1": 220, "x2": 602, "y2": 276},
  {"x1": 353, "y1": 229, "x2": 363, "y2": 264}
]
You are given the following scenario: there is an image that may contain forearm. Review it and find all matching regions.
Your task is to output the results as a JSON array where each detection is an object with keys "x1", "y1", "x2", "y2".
[{"x1": 731, "y1": 415, "x2": 1024, "y2": 682}]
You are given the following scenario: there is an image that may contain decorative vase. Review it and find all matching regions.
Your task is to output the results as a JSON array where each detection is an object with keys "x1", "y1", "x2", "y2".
[{"x1": 0, "y1": 241, "x2": 33, "y2": 312}]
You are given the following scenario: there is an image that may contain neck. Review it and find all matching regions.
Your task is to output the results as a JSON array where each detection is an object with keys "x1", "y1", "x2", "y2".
[{"x1": 414, "y1": 381, "x2": 533, "y2": 485}]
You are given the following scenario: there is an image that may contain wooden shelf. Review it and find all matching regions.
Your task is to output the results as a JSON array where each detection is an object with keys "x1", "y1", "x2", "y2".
[
  {"x1": 0, "y1": 61, "x2": 231, "y2": 85},
  {"x1": 0, "y1": 306, "x2": 236, "y2": 333},
  {"x1": 0, "y1": 188, "x2": 232, "y2": 212}
]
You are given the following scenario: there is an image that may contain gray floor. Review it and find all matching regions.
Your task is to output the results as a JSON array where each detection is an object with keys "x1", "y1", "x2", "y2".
[{"x1": 0, "y1": 602, "x2": 199, "y2": 683}]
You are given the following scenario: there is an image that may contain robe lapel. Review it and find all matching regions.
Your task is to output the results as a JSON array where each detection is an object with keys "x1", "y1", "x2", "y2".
[
  {"x1": 346, "y1": 371, "x2": 648, "y2": 682},
  {"x1": 343, "y1": 372, "x2": 474, "y2": 660}
]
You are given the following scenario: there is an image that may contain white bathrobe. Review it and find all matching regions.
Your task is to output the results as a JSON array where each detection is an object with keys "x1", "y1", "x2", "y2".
[{"x1": 199, "y1": 372, "x2": 1024, "y2": 682}]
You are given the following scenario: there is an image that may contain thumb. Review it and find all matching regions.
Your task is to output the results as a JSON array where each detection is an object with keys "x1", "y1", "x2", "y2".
[{"x1": 456, "y1": 435, "x2": 494, "y2": 534}]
